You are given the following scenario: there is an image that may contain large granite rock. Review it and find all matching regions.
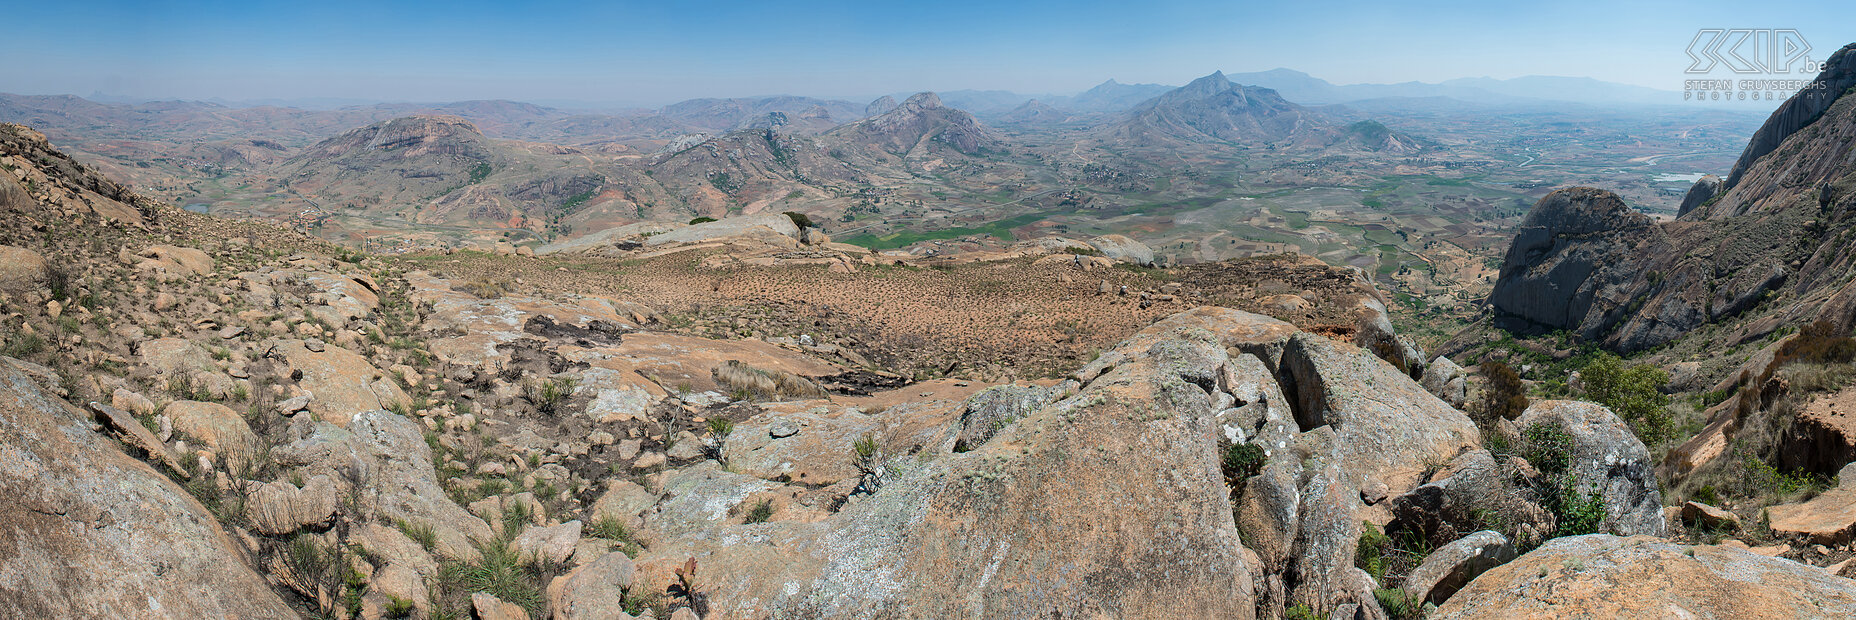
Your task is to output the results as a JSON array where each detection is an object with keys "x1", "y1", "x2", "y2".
[
  {"x1": 0, "y1": 356, "x2": 297, "y2": 618},
  {"x1": 632, "y1": 308, "x2": 1270, "y2": 618},
  {"x1": 1433, "y1": 534, "x2": 1856, "y2": 619},
  {"x1": 1084, "y1": 234, "x2": 1155, "y2": 266},
  {"x1": 645, "y1": 213, "x2": 801, "y2": 247},
  {"x1": 1401, "y1": 530, "x2": 1516, "y2": 606},
  {"x1": 1502, "y1": 400, "x2": 1665, "y2": 536},
  {"x1": 1277, "y1": 332, "x2": 1481, "y2": 490},
  {"x1": 1487, "y1": 187, "x2": 1663, "y2": 341}
]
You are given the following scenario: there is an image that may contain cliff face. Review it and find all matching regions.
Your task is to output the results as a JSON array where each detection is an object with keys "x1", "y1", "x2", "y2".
[{"x1": 1488, "y1": 43, "x2": 1856, "y2": 353}]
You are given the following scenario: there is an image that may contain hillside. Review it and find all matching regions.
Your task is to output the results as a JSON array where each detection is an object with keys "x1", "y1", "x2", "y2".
[
  {"x1": 1107, "y1": 71, "x2": 1421, "y2": 154},
  {"x1": 1480, "y1": 43, "x2": 1856, "y2": 354}
]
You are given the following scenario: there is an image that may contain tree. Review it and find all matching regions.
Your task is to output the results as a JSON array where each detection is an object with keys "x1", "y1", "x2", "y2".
[{"x1": 1580, "y1": 353, "x2": 1672, "y2": 446}]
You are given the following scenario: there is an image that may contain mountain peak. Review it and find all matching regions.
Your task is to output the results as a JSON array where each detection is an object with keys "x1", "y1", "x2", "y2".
[{"x1": 901, "y1": 92, "x2": 943, "y2": 109}]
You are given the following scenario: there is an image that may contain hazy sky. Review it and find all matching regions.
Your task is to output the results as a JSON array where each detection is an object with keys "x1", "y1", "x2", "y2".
[{"x1": 4, "y1": 0, "x2": 1852, "y2": 106}]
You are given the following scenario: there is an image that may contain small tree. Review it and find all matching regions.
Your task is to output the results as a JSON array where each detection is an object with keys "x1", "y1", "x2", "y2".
[
  {"x1": 1580, "y1": 353, "x2": 1672, "y2": 446},
  {"x1": 782, "y1": 211, "x2": 814, "y2": 229}
]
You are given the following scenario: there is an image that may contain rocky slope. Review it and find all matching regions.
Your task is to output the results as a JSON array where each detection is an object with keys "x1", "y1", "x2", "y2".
[{"x1": 1483, "y1": 43, "x2": 1856, "y2": 353}]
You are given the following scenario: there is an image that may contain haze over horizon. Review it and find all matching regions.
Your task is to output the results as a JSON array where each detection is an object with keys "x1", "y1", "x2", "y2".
[{"x1": 5, "y1": 0, "x2": 1853, "y2": 107}]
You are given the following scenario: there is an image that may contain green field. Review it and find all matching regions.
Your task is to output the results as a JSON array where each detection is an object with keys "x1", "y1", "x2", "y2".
[{"x1": 840, "y1": 212, "x2": 1049, "y2": 250}]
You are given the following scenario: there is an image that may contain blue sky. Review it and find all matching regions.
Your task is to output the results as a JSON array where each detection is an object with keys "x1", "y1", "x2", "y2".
[{"x1": 3, "y1": 0, "x2": 1852, "y2": 105}]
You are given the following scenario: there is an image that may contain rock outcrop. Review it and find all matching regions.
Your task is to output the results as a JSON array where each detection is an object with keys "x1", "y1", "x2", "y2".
[
  {"x1": 1676, "y1": 173, "x2": 1722, "y2": 218},
  {"x1": 0, "y1": 356, "x2": 296, "y2": 618},
  {"x1": 1433, "y1": 535, "x2": 1856, "y2": 619}
]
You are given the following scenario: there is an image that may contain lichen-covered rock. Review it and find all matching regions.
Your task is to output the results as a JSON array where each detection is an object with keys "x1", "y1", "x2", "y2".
[
  {"x1": 163, "y1": 399, "x2": 259, "y2": 470},
  {"x1": 631, "y1": 308, "x2": 1271, "y2": 618},
  {"x1": 1501, "y1": 400, "x2": 1665, "y2": 536},
  {"x1": 1433, "y1": 535, "x2": 1856, "y2": 619},
  {"x1": 952, "y1": 382, "x2": 1062, "y2": 451},
  {"x1": 513, "y1": 520, "x2": 583, "y2": 564},
  {"x1": 1420, "y1": 356, "x2": 1467, "y2": 408},
  {"x1": 0, "y1": 356, "x2": 297, "y2": 618},
  {"x1": 271, "y1": 409, "x2": 492, "y2": 560},
  {"x1": 1278, "y1": 332, "x2": 1481, "y2": 491},
  {"x1": 1084, "y1": 233, "x2": 1155, "y2": 266},
  {"x1": 547, "y1": 551, "x2": 638, "y2": 620},
  {"x1": 1401, "y1": 530, "x2": 1516, "y2": 606},
  {"x1": 246, "y1": 474, "x2": 338, "y2": 535}
]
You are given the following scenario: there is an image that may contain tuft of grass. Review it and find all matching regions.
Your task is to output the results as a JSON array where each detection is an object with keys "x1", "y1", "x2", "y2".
[
  {"x1": 707, "y1": 417, "x2": 734, "y2": 437},
  {"x1": 436, "y1": 537, "x2": 547, "y2": 616},
  {"x1": 742, "y1": 499, "x2": 774, "y2": 524},
  {"x1": 396, "y1": 518, "x2": 439, "y2": 552},
  {"x1": 587, "y1": 515, "x2": 631, "y2": 541}
]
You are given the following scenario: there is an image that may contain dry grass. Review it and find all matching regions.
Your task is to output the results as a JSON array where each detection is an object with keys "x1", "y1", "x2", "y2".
[{"x1": 712, "y1": 360, "x2": 826, "y2": 400}]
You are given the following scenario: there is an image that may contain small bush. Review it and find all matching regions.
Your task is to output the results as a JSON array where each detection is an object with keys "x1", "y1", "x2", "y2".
[
  {"x1": 1374, "y1": 588, "x2": 1423, "y2": 620},
  {"x1": 1221, "y1": 442, "x2": 1265, "y2": 489},
  {"x1": 385, "y1": 595, "x2": 416, "y2": 618},
  {"x1": 689, "y1": 216, "x2": 717, "y2": 225},
  {"x1": 782, "y1": 211, "x2": 814, "y2": 229},
  {"x1": 1551, "y1": 474, "x2": 1608, "y2": 536},
  {"x1": 1479, "y1": 360, "x2": 1529, "y2": 422},
  {"x1": 1520, "y1": 423, "x2": 1573, "y2": 475},
  {"x1": 1, "y1": 331, "x2": 45, "y2": 357}
]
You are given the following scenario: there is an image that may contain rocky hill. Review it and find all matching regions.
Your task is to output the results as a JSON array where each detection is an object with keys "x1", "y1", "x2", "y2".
[
  {"x1": 1106, "y1": 71, "x2": 1420, "y2": 154},
  {"x1": 1481, "y1": 43, "x2": 1856, "y2": 353},
  {"x1": 11, "y1": 117, "x2": 1856, "y2": 618},
  {"x1": 824, "y1": 92, "x2": 1001, "y2": 160}
]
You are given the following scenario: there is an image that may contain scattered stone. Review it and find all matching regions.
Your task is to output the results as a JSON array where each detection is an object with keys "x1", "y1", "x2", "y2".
[
  {"x1": 1681, "y1": 500, "x2": 1742, "y2": 531},
  {"x1": 471, "y1": 592, "x2": 530, "y2": 620},
  {"x1": 768, "y1": 419, "x2": 800, "y2": 438}
]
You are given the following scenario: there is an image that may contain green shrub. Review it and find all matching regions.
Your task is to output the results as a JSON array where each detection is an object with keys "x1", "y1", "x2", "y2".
[
  {"x1": 782, "y1": 211, "x2": 814, "y2": 229},
  {"x1": 707, "y1": 417, "x2": 734, "y2": 437},
  {"x1": 1, "y1": 331, "x2": 45, "y2": 357},
  {"x1": 1521, "y1": 423, "x2": 1572, "y2": 475},
  {"x1": 1580, "y1": 353, "x2": 1672, "y2": 446},
  {"x1": 1553, "y1": 477, "x2": 1608, "y2": 536},
  {"x1": 689, "y1": 216, "x2": 717, "y2": 225},
  {"x1": 1374, "y1": 588, "x2": 1423, "y2": 620},
  {"x1": 1221, "y1": 442, "x2": 1265, "y2": 490}
]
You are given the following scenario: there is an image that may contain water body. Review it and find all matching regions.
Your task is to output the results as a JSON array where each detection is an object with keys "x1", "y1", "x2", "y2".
[
  {"x1": 1652, "y1": 173, "x2": 1709, "y2": 183},
  {"x1": 182, "y1": 203, "x2": 211, "y2": 214}
]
